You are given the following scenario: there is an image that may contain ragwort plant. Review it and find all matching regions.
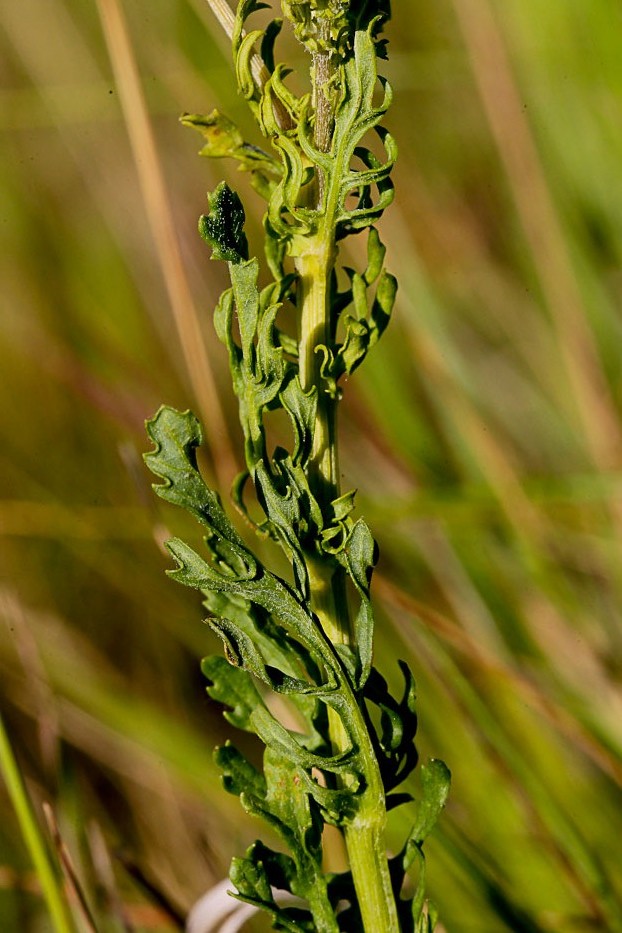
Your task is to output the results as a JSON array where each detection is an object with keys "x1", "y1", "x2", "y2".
[{"x1": 144, "y1": 1, "x2": 450, "y2": 930}]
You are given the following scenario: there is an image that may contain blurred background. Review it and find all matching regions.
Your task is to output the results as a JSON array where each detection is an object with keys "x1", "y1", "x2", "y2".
[{"x1": 2, "y1": 0, "x2": 622, "y2": 930}]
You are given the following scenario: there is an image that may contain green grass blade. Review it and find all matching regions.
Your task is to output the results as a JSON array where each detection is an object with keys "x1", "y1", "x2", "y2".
[{"x1": 0, "y1": 713, "x2": 76, "y2": 933}]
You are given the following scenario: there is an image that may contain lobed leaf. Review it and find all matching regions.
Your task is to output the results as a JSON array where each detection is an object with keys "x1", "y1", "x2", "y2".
[
  {"x1": 399, "y1": 759, "x2": 451, "y2": 928},
  {"x1": 201, "y1": 654, "x2": 263, "y2": 731},
  {"x1": 363, "y1": 660, "x2": 420, "y2": 792},
  {"x1": 218, "y1": 742, "x2": 341, "y2": 929},
  {"x1": 181, "y1": 110, "x2": 282, "y2": 195}
]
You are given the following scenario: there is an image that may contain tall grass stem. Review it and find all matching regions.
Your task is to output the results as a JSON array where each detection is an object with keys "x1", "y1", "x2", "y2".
[{"x1": 0, "y1": 714, "x2": 76, "y2": 933}]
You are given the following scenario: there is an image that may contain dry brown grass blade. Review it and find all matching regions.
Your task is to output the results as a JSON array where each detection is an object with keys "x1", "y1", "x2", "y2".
[
  {"x1": 95, "y1": 0, "x2": 238, "y2": 491},
  {"x1": 87, "y1": 822, "x2": 135, "y2": 933},
  {"x1": 42, "y1": 802, "x2": 99, "y2": 933},
  {"x1": 114, "y1": 852, "x2": 185, "y2": 930},
  {"x1": 198, "y1": 0, "x2": 292, "y2": 130}
]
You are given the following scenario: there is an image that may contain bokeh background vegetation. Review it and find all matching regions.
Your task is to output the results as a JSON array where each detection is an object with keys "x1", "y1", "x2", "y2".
[{"x1": 2, "y1": 0, "x2": 622, "y2": 930}]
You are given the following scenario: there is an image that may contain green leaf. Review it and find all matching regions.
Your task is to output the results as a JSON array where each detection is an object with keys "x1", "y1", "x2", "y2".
[
  {"x1": 408, "y1": 758, "x2": 451, "y2": 852},
  {"x1": 280, "y1": 376, "x2": 317, "y2": 467},
  {"x1": 320, "y1": 489, "x2": 356, "y2": 553},
  {"x1": 145, "y1": 409, "x2": 333, "y2": 675},
  {"x1": 261, "y1": 65, "x2": 305, "y2": 138},
  {"x1": 253, "y1": 457, "x2": 315, "y2": 598},
  {"x1": 230, "y1": 854, "x2": 275, "y2": 907},
  {"x1": 215, "y1": 741, "x2": 267, "y2": 802},
  {"x1": 203, "y1": 590, "x2": 321, "y2": 701},
  {"x1": 241, "y1": 840, "x2": 298, "y2": 896},
  {"x1": 336, "y1": 233, "x2": 397, "y2": 378},
  {"x1": 218, "y1": 258, "x2": 292, "y2": 469},
  {"x1": 207, "y1": 613, "x2": 320, "y2": 696},
  {"x1": 415, "y1": 902, "x2": 440, "y2": 933},
  {"x1": 364, "y1": 661, "x2": 419, "y2": 792},
  {"x1": 201, "y1": 654, "x2": 263, "y2": 731},
  {"x1": 230, "y1": 844, "x2": 317, "y2": 931},
  {"x1": 340, "y1": 518, "x2": 378, "y2": 686},
  {"x1": 217, "y1": 743, "x2": 340, "y2": 930},
  {"x1": 164, "y1": 530, "x2": 337, "y2": 681},
  {"x1": 144, "y1": 407, "x2": 251, "y2": 562},
  {"x1": 384, "y1": 760, "x2": 450, "y2": 929},
  {"x1": 260, "y1": 18, "x2": 283, "y2": 73},
  {"x1": 294, "y1": 27, "x2": 396, "y2": 237},
  {"x1": 198, "y1": 181, "x2": 249, "y2": 263},
  {"x1": 181, "y1": 110, "x2": 281, "y2": 176}
]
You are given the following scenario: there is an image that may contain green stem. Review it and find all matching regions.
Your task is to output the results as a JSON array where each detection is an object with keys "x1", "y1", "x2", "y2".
[
  {"x1": 0, "y1": 714, "x2": 76, "y2": 933},
  {"x1": 297, "y1": 236, "x2": 339, "y2": 514},
  {"x1": 345, "y1": 805, "x2": 400, "y2": 931},
  {"x1": 296, "y1": 234, "x2": 352, "y2": 756},
  {"x1": 288, "y1": 20, "x2": 399, "y2": 933},
  {"x1": 344, "y1": 701, "x2": 401, "y2": 932},
  {"x1": 295, "y1": 238, "x2": 400, "y2": 933}
]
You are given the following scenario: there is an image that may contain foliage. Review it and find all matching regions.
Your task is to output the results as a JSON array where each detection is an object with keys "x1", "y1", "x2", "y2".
[
  {"x1": 145, "y1": 1, "x2": 449, "y2": 929},
  {"x1": 4, "y1": 1, "x2": 622, "y2": 931}
]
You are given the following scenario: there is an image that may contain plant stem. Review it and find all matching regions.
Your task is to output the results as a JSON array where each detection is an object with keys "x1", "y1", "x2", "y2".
[
  {"x1": 342, "y1": 688, "x2": 401, "y2": 932},
  {"x1": 295, "y1": 233, "x2": 400, "y2": 933},
  {"x1": 296, "y1": 233, "x2": 353, "y2": 755},
  {"x1": 0, "y1": 714, "x2": 76, "y2": 933},
  {"x1": 290, "y1": 27, "x2": 401, "y2": 930},
  {"x1": 297, "y1": 236, "x2": 339, "y2": 514},
  {"x1": 345, "y1": 804, "x2": 400, "y2": 932}
]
